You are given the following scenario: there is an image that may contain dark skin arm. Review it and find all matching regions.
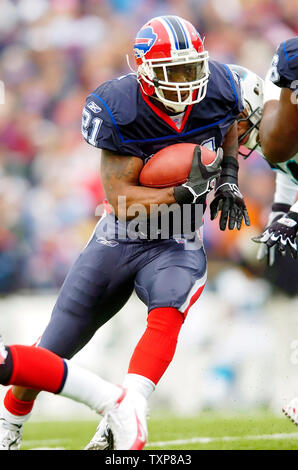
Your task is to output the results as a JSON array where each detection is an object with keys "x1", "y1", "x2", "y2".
[
  {"x1": 259, "y1": 88, "x2": 298, "y2": 163},
  {"x1": 101, "y1": 150, "x2": 177, "y2": 220}
]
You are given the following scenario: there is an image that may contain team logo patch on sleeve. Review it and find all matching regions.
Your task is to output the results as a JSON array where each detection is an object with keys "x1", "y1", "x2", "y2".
[{"x1": 134, "y1": 27, "x2": 157, "y2": 58}]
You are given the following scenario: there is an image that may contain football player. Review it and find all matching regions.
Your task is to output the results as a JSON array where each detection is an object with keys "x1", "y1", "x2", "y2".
[
  {"x1": 0, "y1": 16, "x2": 249, "y2": 450},
  {"x1": 0, "y1": 337, "x2": 145, "y2": 450},
  {"x1": 253, "y1": 38, "x2": 298, "y2": 260},
  {"x1": 258, "y1": 37, "x2": 298, "y2": 425},
  {"x1": 230, "y1": 44, "x2": 298, "y2": 426},
  {"x1": 230, "y1": 59, "x2": 297, "y2": 266}
]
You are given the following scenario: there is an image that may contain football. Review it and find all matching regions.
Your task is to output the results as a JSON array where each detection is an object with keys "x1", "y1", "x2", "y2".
[{"x1": 139, "y1": 143, "x2": 218, "y2": 188}]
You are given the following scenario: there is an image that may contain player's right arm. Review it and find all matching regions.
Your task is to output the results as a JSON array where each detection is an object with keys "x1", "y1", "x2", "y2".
[
  {"x1": 100, "y1": 150, "x2": 176, "y2": 220},
  {"x1": 101, "y1": 148, "x2": 223, "y2": 220}
]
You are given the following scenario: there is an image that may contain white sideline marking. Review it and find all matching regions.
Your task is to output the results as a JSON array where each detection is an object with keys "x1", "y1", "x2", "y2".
[
  {"x1": 23, "y1": 432, "x2": 298, "y2": 450},
  {"x1": 30, "y1": 447, "x2": 66, "y2": 450},
  {"x1": 23, "y1": 439, "x2": 70, "y2": 447},
  {"x1": 147, "y1": 432, "x2": 298, "y2": 447}
]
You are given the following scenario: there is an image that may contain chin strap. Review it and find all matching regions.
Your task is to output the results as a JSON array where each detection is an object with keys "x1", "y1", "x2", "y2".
[{"x1": 149, "y1": 94, "x2": 188, "y2": 114}]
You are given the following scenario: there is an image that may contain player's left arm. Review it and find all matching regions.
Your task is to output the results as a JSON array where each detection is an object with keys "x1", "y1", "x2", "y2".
[
  {"x1": 210, "y1": 121, "x2": 250, "y2": 230},
  {"x1": 252, "y1": 170, "x2": 297, "y2": 265},
  {"x1": 259, "y1": 88, "x2": 298, "y2": 164}
]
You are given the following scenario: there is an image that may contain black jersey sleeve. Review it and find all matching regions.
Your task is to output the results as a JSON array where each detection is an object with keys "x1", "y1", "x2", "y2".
[
  {"x1": 81, "y1": 94, "x2": 125, "y2": 154},
  {"x1": 269, "y1": 37, "x2": 298, "y2": 90}
]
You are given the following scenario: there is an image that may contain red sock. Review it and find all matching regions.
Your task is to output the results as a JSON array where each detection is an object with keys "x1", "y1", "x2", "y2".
[
  {"x1": 128, "y1": 307, "x2": 184, "y2": 385},
  {"x1": 7, "y1": 345, "x2": 67, "y2": 394},
  {"x1": 4, "y1": 389, "x2": 34, "y2": 416}
]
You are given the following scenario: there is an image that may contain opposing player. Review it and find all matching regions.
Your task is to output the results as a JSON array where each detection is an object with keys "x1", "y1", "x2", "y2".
[
  {"x1": 254, "y1": 38, "x2": 298, "y2": 260},
  {"x1": 0, "y1": 16, "x2": 249, "y2": 450},
  {"x1": 258, "y1": 37, "x2": 298, "y2": 425},
  {"x1": 229, "y1": 60, "x2": 297, "y2": 265},
  {"x1": 0, "y1": 337, "x2": 147, "y2": 450},
  {"x1": 230, "y1": 45, "x2": 298, "y2": 425}
]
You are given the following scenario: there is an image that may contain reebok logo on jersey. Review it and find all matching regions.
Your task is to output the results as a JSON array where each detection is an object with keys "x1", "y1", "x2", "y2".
[
  {"x1": 96, "y1": 237, "x2": 119, "y2": 247},
  {"x1": 87, "y1": 101, "x2": 102, "y2": 113}
]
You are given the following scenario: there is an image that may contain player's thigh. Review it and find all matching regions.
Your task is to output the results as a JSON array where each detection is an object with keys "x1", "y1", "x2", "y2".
[
  {"x1": 38, "y1": 237, "x2": 134, "y2": 358},
  {"x1": 134, "y1": 239, "x2": 207, "y2": 315}
]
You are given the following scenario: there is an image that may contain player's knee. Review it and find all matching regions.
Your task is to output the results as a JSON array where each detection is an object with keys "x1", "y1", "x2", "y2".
[{"x1": 149, "y1": 267, "x2": 193, "y2": 307}]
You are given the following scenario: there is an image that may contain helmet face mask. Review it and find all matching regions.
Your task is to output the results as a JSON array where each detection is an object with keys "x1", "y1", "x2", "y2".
[
  {"x1": 238, "y1": 104, "x2": 262, "y2": 151},
  {"x1": 228, "y1": 64, "x2": 264, "y2": 158},
  {"x1": 133, "y1": 16, "x2": 210, "y2": 113}
]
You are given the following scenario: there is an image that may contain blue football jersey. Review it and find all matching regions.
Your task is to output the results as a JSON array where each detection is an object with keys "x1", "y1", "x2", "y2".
[
  {"x1": 81, "y1": 60, "x2": 244, "y2": 161},
  {"x1": 269, "y1": 37, "x2": 298, "y2": 89}
]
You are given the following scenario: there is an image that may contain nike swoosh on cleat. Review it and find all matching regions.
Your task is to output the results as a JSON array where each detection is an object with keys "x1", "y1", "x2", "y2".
[{"x1": 130, "y1": 412, "x2": 146, "y2": 450}]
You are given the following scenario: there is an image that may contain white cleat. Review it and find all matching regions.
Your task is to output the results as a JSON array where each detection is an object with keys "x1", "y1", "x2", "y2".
[
  {"x1": 107, "y1": 388, "x2": 148, "y2": 450},
  {"x1": 282, "y1": 398, "x2": 298, "y2": 426},
  {"x1": 0, "y1": 419, "x2": 23, "y2": 450},
  {"x1": 85, "y1": 416, "x2": 113, "y2": 450}
]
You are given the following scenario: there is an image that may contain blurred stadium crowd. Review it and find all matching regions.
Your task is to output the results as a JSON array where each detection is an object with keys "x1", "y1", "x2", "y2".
[{"x1": 0, "y1": 0, "x2": 297, "y2": 294}]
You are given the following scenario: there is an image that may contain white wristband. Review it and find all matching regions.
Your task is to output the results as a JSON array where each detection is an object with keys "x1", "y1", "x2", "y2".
[
  {"x1": 290, "y1": 200, "x2": 298, "y2": 214},
  {"x1": 274, "y1": 171, "x2": 297, "y2": 206}
]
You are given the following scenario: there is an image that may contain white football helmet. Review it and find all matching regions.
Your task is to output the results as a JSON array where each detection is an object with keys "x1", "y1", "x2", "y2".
[{"x1": 229, "y1": 64, "x2": 264, "y2": 157}]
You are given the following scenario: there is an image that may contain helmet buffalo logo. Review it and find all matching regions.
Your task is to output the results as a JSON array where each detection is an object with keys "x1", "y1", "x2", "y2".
[{"x1": 134, "y1": 27, "x2": 157, "y2": 58}]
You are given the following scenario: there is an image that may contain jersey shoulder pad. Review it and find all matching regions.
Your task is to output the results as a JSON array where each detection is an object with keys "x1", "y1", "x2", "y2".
[
  {"x1": 90, "y1": 74, "x2": 139, "y2": 126},
  {"x1": 208, "y1": 61, "x2": 245, "y2": 114},
  {"x1": 269, "y1": 37, "x2": 298, "y2": 89},
  {"x1": 82, "y1": 74, "x2": 142, "y2": 155}
]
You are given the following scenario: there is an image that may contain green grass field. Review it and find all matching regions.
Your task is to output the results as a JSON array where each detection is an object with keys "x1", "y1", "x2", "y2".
[{"x1": 21, "y1": 411, "x2": 298, "y2": 450}]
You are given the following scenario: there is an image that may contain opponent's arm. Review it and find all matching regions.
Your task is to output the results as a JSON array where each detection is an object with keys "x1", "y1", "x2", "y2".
[
  {"x1": 259, "y1": 88, "x2": 298, "y2": 164},
  {"x1": 210, "y1": 121, "x2": 250, "y2": 230}
]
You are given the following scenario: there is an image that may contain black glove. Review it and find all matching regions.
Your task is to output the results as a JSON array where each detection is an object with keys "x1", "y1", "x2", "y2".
[
  {"x1": 174, "y1": 146, "x2": 223, "y2": 204},
  {"x1": 252, "y1": 203, "x2": 291, "y2": 266},
  {"x1": 210, "y1": 157, "x2": 250, "y2": 230},
  {"x1": 253, "y1": 209, "x2": 298, "y2": 260}
]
